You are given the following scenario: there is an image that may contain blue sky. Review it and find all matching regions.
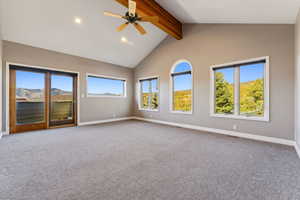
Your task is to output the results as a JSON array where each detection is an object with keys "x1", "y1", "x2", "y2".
[
  {"x1": 142, "y1": 80, "x2": 150, "y2": 93},
  {"x1": 15, "y1": 62, "x2": 263, "y2": 94},
  {"x1": 240, "y1": 63, "x2": 264, "y2": 83},
  {"x1": 16, "y1": 71, "x2": 45, "y2": 90},
  {"x1": 16, "y1": 71, "x2": 73, "y2": 91},
  {"x1": 216, "y1": 63, "x2": 264, "y2": 84},
  {"x1": 174, "y1": 74, "x2": 192, "y2": 91},
  {"x1": 173, "y1": 62, "x2": 192, "y2": 91},
  {"x1": 151, "y1": 79, "x2": 158, "y2": 92},
  {"x1": 51, "y1": 75, "x2": 73, "y2": 91},
  {"x1": 16, "y1": 71, "x2": 124, "y2": 94},
  {"x1": 174, "y1": 62, "x2": 191, "y2": 73},
  {"x1": 88, "y1": 76, "x2": 124, "y2": 95},
  {"x1": 216, "y1": 68, "x2": 234, "y2": 83},
  {"x1": 142, "y1": 79, "x2": 158, "y2": 93}
]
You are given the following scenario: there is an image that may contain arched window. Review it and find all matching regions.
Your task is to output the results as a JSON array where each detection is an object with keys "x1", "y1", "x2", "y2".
[{"x1": 170, "y1": 60, "x2": 193, "y2": 113}]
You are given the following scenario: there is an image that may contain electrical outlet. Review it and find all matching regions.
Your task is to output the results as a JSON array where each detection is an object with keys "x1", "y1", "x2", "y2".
[
  {"x1": 113, "y1": 114, "x2": 116, "y2": 118},
  {"x1": 233, "y1": 125, "x2": 238, "y2": 130}
]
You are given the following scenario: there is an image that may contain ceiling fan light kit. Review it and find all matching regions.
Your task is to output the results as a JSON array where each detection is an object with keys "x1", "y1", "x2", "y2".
[{"x1": 104, "y1": 0, "x2": 159, "y2": 35}]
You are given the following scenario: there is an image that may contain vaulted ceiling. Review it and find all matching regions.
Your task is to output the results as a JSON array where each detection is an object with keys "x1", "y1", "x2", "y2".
[
  {"x1": 158, "y1": 0, "x2": 300, "y2": 24},
  {"x1": 1, "y1": 0, "x2": 300, "y2": 68},
  {"x1": 0, "y1": 0, "x2": 167, "y2": 68}
]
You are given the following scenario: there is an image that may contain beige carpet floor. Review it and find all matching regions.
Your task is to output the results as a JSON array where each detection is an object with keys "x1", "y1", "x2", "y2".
[{"x1": 0, "y1": 120, "x2": 300, "y2": 200}]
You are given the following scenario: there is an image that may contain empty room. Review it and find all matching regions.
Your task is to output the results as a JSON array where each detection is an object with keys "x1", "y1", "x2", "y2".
[{"x1": 1, "y1": 0, "x2": 300, "y2": 199}]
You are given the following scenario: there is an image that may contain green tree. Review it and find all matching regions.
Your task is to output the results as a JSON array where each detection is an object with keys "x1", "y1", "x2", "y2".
[
  {"x1": 151, "y1": 93, "x2": 158, "y2": 109},
  {"x1": 240, "y1": 79, "x2": 264, "y2": 116},
  {"x1": 215, "y1": 72, "x2": 234, "y2": 114}
]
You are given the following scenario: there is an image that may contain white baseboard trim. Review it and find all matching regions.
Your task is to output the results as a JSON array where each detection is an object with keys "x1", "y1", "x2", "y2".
[
  {"x1": 295, "y1": 143, "x2": 300, "y2": 158},
  {"x1": 3, "y1": 131, "x2": 9, "y2": 136},
  {"x1": 133, "y1": 117, "x2": 296, "y2": 146},
  {"x1": 78, "y1": 117, "x2": 135, "y2": 126}
]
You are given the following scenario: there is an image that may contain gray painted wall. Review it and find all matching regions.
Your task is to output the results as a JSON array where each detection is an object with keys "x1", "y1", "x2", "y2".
[
  {"x1": 134, "y1": 24, "x2": 295, "y2": 140},
  {"x1": 0, "y1": 15, "x2": 2, "y2": 134},
  {"x1": 295, "y1": 10, "x2": 300, "y2": 146},
  {"x1": 2, "y1": 41, "x2": 134, "y2": 131}
]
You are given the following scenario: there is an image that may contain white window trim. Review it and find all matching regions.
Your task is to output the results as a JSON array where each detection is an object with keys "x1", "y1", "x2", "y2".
[
  {"x1": 210, "y1": 56, "x2": 270, "y2": 122},
  {"x1": 169, "y1": 59, "x2": 193, "y2": 115},
  {"x1": 138, "y1": 76, "x2": 160, "y2": 112},
  {"x1": 86, "y1": 73, "x2": 127, "y2": 98}
]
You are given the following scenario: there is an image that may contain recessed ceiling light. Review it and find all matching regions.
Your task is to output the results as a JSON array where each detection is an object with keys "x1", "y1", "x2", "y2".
[
  {"x1": 120, "y1": 36, "x2": 134, "y2": 45},
  {"x1": 121, "y1": 37, "x2": 128, "y2": 43},
  {"x1": 74, "y1": 17, "x2": 82, "y2": 24}
]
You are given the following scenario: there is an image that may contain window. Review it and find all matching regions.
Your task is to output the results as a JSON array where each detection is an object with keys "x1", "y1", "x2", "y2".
[
  {"x1": 87, "y1": 75, "x2": 126, "y2": 97},
  {"x1": 211, "y1": 57, "x2": 269, "y2": 121},
  {"x1": 214, "y1": 67, "x2": 235, "y2": 115},
  {"x1": 171, "y1": 60, "x2": 193, "y2": 113},
  {"x1": 139, "y1": 77, "x2": 159, "y2": 111}
]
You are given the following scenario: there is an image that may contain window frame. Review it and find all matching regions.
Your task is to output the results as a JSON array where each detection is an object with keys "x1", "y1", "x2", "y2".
[
  {"x1": 86, "y1": 73, "x2": 127, "y2": 98},
  {"x1": 210, "y1": 56, "x2": 270, "y2": 122},
  {"x1": 138, "y1": 76, "x2": 160, "y2": 112},
  {"x1": 170, "y1": 60, "x2": 193, "y2": 115}
]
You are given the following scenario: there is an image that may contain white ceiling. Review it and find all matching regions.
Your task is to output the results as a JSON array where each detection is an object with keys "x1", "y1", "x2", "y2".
[
  {"x1": 158, "y1": 0, "x2": 300, "y2": 24},
  {"x1": 1, "y1": 0, "x2": 300, "y2": 68},
  {"x1": 0, "y1": 0, "x2": 167, "y2": 68}
]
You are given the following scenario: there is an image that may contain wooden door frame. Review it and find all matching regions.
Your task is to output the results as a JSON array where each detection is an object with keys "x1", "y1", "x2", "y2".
[
  {"x1": 9, "y1": 68, "x2": 48, "y2": 133},
  {"x1": 5, "y1": 62, "x2": 80, "y2": 134}
]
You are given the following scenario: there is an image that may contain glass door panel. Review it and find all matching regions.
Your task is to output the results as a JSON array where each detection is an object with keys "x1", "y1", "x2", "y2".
[
  {"x1": 50, "y1": 74, "x2": 75, "y2": 126},
  {"x1": 16, "y1": 70, "x2": 46, "y2": 125},
  {"x1": 10, "y1": 66, "x2": 77, "y2": 134}
]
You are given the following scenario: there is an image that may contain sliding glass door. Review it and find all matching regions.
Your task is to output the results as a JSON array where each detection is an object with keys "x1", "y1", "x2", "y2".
[
  {"x1": 50, "y1": 73, "x2": 76, "y2": 126},
  {"x1": 9, "y1": 66, "x2": 77, "y2": 134},
  {"x1": 10, "y1": 69, "x2": 48, "y2": 133},
  {"x1": 16, "y1": 70, "x2": 46, "y2": 125}
]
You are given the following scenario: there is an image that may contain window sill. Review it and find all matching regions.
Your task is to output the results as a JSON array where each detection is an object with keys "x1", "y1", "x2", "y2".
[
  {"x1": 139, "y1": 108, "x2": 159, "y2": 112},
  {"x1": 170, "y1": 110, "x2": 193, "y2": 115},
  {"x1": 211, "y1": 113, "x2": 269, "y2": 122}
]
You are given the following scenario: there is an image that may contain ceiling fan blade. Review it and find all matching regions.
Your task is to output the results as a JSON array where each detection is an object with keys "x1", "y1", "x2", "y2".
[
  {"x1": 139, "y1": 16, "x2": 159, "y2": 23},
  {"x1": 104, "y1": 11, "x2": 124, "y2": 19},
  {"x1": 128, "y1": 0, "x2": 136, "y2": 16},
  {"x1": 134, "y1": 23, "x2": 146, "y2": 35},
  {"x1": 117, "y1": 23, "x2": 129, "y2": 32}
]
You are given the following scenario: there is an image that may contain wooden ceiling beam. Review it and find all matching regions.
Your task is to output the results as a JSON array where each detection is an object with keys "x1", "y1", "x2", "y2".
[{"x1": 115, "y1": 0, "x2": 183, "y2": 40}]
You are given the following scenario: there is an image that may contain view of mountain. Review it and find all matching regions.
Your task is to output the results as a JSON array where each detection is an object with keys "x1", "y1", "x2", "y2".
[{"x1": 16, "y1": 88, "x2": 72, "y2": 101}]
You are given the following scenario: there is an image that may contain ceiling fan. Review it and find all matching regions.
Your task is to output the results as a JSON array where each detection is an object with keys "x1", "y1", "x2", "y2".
[{"x1": 104, "y1": 0, "x2": 159, "y2": 35}]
